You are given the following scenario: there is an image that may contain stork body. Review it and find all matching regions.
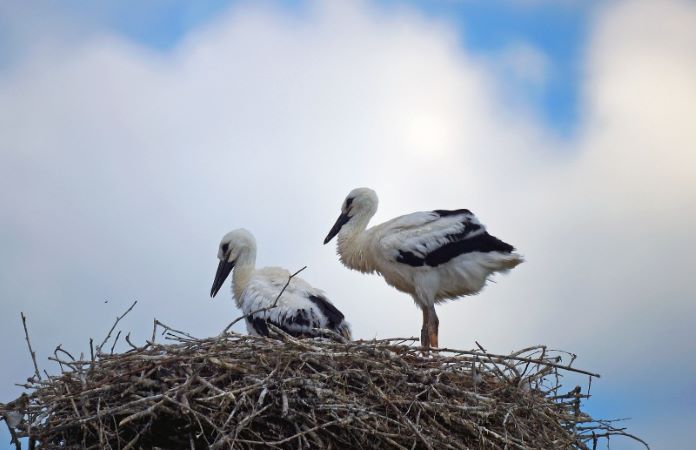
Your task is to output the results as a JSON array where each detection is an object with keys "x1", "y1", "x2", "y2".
[
  {"x1": 324, "y1": 188, "x2": 522, "y2": 347},
  {"x1": 211, "y1": 229, "x2": 351, "y2": 339}
]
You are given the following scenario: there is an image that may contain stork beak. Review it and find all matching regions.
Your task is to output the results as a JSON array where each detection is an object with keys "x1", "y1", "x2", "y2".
[
  {"x1": 324, "y1": 212, "x2": 350, "y2": 244},
  {"x1": 210, "y1": 259, "x2": 235, "y2": 298}
]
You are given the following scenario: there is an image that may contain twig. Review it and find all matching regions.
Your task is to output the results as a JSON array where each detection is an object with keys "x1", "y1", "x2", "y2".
[
  {"x1": 125, "y1": 332, "x2": 138, "y2": 350},
  {"x1": 435, "y1": 346, "x2": 601, "y2": 379},
  {"x1": 154, "y1": 320, "x2": 197, "y2": 340},
  {"x1": 110, "y1": 330, "x2": 122, "y2": 354},
  {"x1": 97, "y1": 301, "x2": 137, "y2": 354},
  {"x1": 221, "y1": 266, "x2": 307, "y2": 334},
  {"x1": 371, "y1": 382, "x2": 434, "y2": 450},
  {"x1": 151, "y1": 318, "x2": 157, "y2": 343},
  {"x1": 54, "y1": 344, "x2": 75, "y2": 361},
  {"x1": 20, "y1": 312, "x2": 41, "y2": 381}
]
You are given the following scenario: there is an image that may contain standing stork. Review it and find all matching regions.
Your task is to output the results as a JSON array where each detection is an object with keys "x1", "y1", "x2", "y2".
[
  {"x1": 211, "y1": 229, "x2": 351, "y2": 339},
  {"x1": 324, "y1": 188, "x2": 522, "y2": 348}
]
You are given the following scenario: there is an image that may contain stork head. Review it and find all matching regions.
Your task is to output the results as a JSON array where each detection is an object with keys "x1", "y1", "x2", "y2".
[
  {"x1": 324, "y1": 187, "x2": 378, "y2": 244},
  {"x1": 210, "y1": 228, "x2": 256, "y2": 298}
]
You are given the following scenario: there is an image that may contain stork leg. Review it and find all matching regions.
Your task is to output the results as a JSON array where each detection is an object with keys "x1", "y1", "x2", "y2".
[
  {"x1": 420, "y1": 307, "x2": 431, "y2": 348},
  {"x1": 427, "y1": 305, "x2": 439, "y2": 348}
]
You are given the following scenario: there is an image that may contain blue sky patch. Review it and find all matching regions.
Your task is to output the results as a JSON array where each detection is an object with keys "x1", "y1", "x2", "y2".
[{"x1": 0, "y1": 0, "x2": 595, "y2": 135}]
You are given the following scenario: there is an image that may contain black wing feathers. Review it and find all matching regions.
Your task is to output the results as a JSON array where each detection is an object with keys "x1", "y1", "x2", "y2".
[
  {"x1": 250, "y1": 314, "x2": 313, "y2": 338},
  {"x1": 249, "y1": 296, "x2": 345, "y2": 337},
  {"x1": 396, "y1": 210, "x2": 515, "y2": 267},
  {"x1": 249, "y1": 316, "x2": 271, "y2": 336},
  {"x1": 433, "y1": 209, "x2": 472, "y2": 217},
  {"x1": 307, "y1": 295, "x2": 345, "y2": 329},
  {"x1": 425, "y1": 232, "x2": 514, "y2": 266},
  {"x1": 396, "y1": 250, "x2": 425, "y2": 267}
]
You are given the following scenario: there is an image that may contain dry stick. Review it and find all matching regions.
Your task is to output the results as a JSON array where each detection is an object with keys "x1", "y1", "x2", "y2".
[
  {"x1": 125, "y1": 332, "x2": 138, "y2": 350},
  {"x1": 371, "y1": 382, "x2": 434, "y2": 450},
  {"x1": 53, "y1": 345, "x2": 75, "y2": 373},
  {"x1": 97, "y1": 300, "x2": 138, "y2": 354},
  {"x1": 435, "y1": 346, "x2": 601, "y2": 378},
  {"x1": 154, "y1": 320, "x2": 197, "y2": 340},
  {"x1": 21, "y1": 312, "x2": 41, "y2": 381},
  {"x1": 55, "y1": 344, "x2": 76, "y2": 360},
  {"x1": 234, "y1": 416, "x2": 356, "y2": 447},
  {"x1": 475, "y1": 341, "x2": 509, "y2": 381},
  {"x1": 151, "y1": 318, "x2": 158, "y2": 344},
  {"x1": 221, "y1": 266, "x2": 307, "y2": 334},
  {"x1": 110, "y1": 330, "x2": 122, "y2": 354}
]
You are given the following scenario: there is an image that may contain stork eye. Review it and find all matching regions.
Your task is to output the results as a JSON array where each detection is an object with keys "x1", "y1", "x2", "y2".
[
  {"x1": 345, "y1": 197, "x2": 354, "y2": 209},
  {"x1": 221, "y1": 243, "x2": 229, "y2": 253}
]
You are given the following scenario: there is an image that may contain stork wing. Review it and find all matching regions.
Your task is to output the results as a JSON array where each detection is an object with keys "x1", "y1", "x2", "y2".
[
  {"x1": 378, "y1": 209, "x2": 515, "y2": 267},
  {"x1": 244, "y1": 274, "x2": 350, "y2": 338}
]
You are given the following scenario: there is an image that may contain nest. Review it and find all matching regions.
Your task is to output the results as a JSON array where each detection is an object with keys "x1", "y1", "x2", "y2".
[{"x1": 1, "y1": 314, "x2": 646, "y2": 450}]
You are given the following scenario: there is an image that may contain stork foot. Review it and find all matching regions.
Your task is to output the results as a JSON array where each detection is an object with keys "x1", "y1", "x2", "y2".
[
  {"x1": 427, "y1": 306, "x2": 439, "y2": 348},
  {"x1": 420, "y1": 307, "x2": 432, "y2": 348},
  {"x1": 428, "y1": 329, "x2": 438, "y2": 348}
]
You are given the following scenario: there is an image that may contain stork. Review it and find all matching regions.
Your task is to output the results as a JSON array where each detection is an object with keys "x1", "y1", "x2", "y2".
[
  {"x1": 324, "y1": 188, "x2": 522, "y2": 348},
  {"x1": 211, "y1": 228, "x2": 351, "y2": 339}
]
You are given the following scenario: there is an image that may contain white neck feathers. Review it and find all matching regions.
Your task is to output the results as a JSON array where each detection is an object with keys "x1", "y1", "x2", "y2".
[
  {"x1": 336, "y1": 217, "x2": 376, "y2": 274},
  {"x1": 231, "y1": 248, "x2": 256, "y2": 307}
]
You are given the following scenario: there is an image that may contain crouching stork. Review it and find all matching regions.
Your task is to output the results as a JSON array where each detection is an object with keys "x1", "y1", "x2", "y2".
[{"x1": 211, "y1": 228, "x2": 351, "y2": 339}]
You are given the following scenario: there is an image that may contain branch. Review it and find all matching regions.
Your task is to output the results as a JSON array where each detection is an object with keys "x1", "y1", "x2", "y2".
[
  {"x1": 20, "y1": 312, "x2": 41, "y2": 381},
  {"x1": 154, "y1": 320, "x2": 197, "y2": 340},
  {"x1": 96, "y1": 301, "x2": 137, "y2": 354},
  {"x1": 434, "y1": 345, "x2": 601, "y2": 379},
  {"x1": 110, "y1": 330, "x2": 122, "y2": 354},
  {"x1": 125, "y1": 332, "x2": 139, "y2": 350}
]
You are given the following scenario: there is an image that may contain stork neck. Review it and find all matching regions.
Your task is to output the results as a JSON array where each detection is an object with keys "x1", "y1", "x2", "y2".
[
  {"x1": 231, "y1": 250, "x2": 256, "y2": 307},
  {"x1": 336, "y1": 218, "x2": 373, "y2": 273}
]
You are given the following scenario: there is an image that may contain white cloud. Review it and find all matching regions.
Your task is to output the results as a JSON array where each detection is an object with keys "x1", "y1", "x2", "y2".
[
  {"x1": 496, "y1": 41, "x2": 551, "y2": 87},
  {"x1": 0, "y1": 0, "x2": 694, "y2": 447}
]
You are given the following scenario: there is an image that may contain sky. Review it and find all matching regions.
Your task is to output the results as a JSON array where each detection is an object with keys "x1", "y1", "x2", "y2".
[{"x1": 1, "y1": 0, "x2": 694, "y2": 448}]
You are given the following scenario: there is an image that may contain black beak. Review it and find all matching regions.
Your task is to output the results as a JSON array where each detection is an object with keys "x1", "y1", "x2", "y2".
[
  {"x1": 210, "y1": 259, "x2": 235, "y2": 298},
  {"x1": 324, "y1": 212, "x2": 350, "y2": 244}
]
